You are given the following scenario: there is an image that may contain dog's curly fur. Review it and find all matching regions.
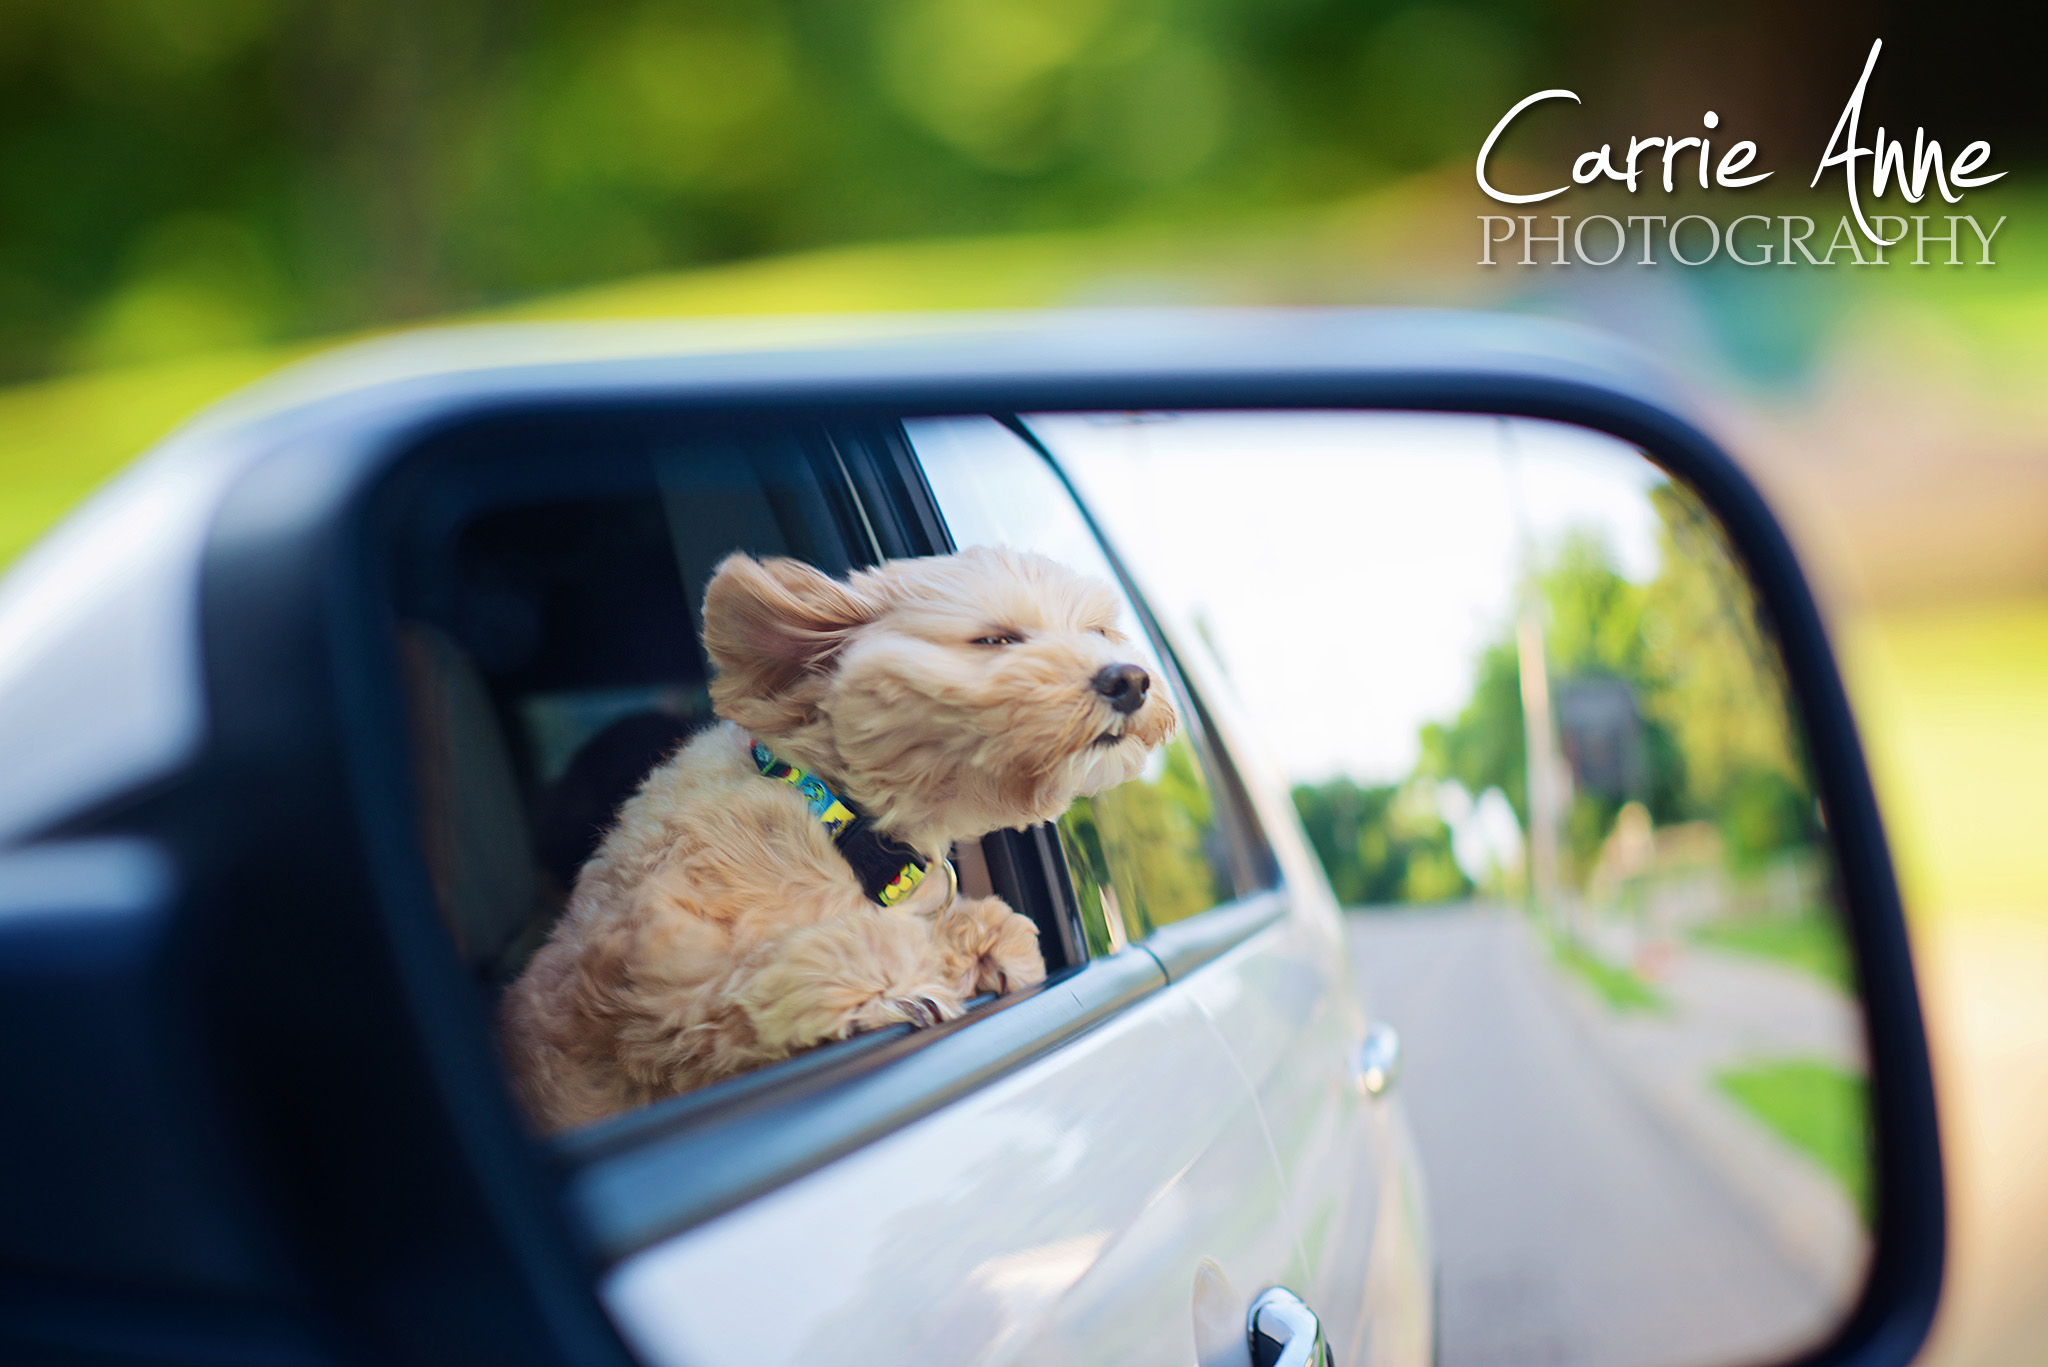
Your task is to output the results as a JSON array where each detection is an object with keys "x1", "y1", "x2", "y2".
[{"x1": 498, "y1": 546, "x2": 1177, "y2": 1132}]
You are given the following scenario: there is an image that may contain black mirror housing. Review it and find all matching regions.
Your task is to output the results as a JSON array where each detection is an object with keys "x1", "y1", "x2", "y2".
[{"x1": 0, "y1": 310, "x2": 1940, "y2": 1367}]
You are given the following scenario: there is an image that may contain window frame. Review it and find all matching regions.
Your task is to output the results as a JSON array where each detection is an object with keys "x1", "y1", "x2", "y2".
[
  {"x1": 977, "y1": 417, "x2": 1289, "y2": 949},
  {"x1": 850, "y1": 410, "x2": 1292, "y2": 971}
]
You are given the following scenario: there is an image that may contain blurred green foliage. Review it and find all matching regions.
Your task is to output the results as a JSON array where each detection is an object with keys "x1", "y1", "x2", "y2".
[
  {"x1": 1422, "y1": 643, "x2": 1524, "y2": 822},
  {"x1": 1305, "y1": 477, "x2": 1822, "y2": 908},
  {"x1": 1291, "y1": 775, "x2": 1469, "y2": 907},
  {"x1": 3, "y1": 0, "x2": 2039, "y2": 391},
  {"x1": 0, "y1": 0, "x2": 1566, "y2": 382},
  {"x1": 1425, "y1": 528, "x2": 1692, "y2": 878},
  {"x1": 1427, "y1": 481, "x2": 1817, "y2": 884},
  {"x1": 1061, "y1": 733, "x2": 1236, "y2": 952}
]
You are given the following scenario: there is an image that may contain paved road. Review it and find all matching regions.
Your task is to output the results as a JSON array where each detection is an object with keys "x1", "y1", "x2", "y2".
[{"x1": 1349, "y1": 905, "x2": 1842, "y2": 1367}]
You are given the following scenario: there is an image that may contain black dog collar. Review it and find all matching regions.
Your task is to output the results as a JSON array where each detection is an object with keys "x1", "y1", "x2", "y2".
[{"x1": 748, "y1": 739, "x2": 932, "y2": 906}]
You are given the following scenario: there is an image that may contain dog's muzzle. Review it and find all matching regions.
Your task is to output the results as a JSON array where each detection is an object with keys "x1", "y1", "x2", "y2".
[{"x1": 1092, "y1": 663, "x2": 1150, "y2": 715}]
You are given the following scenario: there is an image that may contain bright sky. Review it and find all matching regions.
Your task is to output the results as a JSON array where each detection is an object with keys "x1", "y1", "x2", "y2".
[{"x1": 1029, "y1": 411, "x2": 1666, "y2": 786}]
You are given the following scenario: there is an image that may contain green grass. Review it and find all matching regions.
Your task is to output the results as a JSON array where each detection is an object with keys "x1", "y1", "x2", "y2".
[
  {"x1": 1717, "y1": 1058, "x2": 1873, "y2": 1224},
  {"x1": 1548, "y1": 932, "x2": 1667, "y2": 1013},
  {"x1": 1691, "y1": 913, "x2": 1855, "y2": 993}
]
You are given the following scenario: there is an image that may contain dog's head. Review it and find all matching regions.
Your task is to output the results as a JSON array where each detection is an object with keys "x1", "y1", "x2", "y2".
[{"x1": 703, "y1": 547, "x2": 1178, "y2": 845}]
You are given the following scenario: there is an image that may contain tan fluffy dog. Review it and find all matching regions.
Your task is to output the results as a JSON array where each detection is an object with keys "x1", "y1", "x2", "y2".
[{"x1": 499, "y1": 546, "x2": 1177, "y2": 1131}]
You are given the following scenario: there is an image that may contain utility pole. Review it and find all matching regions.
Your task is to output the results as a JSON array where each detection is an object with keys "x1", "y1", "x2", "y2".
[
  {"x1": 1517, "y1": 597, "x2": 1565, "y2": 929},
  {"x1": 1502, "y1": 419, "x2": 1567, "y2": 930}
]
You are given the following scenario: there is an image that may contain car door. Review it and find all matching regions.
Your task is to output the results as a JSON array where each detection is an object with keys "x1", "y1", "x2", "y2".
[
  {"x1": 591, "y1": 416, "x2": 1296, "y2": 1367},
  {"x1": 1009, "y1": 413, "x2": 1436, "y2": 1367},
  {"x1": 907, "y1": 414, "x2": 1426, "y2": 1366},
  {"x1": 1145, "y1": 597, "x2": 1435, "y2": 1367}
]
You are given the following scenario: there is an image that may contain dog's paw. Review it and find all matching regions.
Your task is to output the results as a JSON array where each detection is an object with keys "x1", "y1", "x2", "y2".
[
  {"x1": 736, "y1": 910, "x2": 966, "y2": 1057},
  {"x1": 979, "y1": 912, "x2": 1047, "y2": 995},
  {"x1": 747, "y1": 976, "x2": 963, "y2": 1053},
  {"x1": 936, "y1": 896, "x2": 1047, "y2": 997},
  {"x1": 849, "y1": 991, "x2": 963, "y2": 1034}
]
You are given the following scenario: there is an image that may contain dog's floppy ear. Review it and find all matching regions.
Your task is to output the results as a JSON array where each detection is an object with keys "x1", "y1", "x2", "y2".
[{"x1": 703, "y1": 553, "x2": 880, "y2": 732}]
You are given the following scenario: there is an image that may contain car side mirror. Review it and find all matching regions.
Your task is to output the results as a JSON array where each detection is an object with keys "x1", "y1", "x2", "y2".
[{"x1": 0, "y1": 310, "x2": 1938, "y2": 1367}]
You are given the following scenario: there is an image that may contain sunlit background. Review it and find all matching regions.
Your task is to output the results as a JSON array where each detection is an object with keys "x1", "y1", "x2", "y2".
[
  {"x1": 1042, "y1": 411, "x2": 1872, "y2": 1366},
  {"x1": 2, "y1": 3, "x2": 2044, "y2": 1362}
]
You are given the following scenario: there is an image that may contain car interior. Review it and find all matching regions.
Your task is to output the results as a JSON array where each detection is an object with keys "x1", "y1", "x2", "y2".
[{"x1": 380, "y1": 413, "x2": 1095, "y2": 1070}]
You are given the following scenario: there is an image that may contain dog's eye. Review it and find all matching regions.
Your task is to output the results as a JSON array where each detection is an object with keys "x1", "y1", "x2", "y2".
[{"x1": 971, "y1": 633, "x2": 1022, "y2": 647}]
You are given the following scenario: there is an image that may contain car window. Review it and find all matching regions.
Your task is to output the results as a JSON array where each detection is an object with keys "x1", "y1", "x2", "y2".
[
  {"x1": 907, "y1": 416, "x2": 1240, "y2": 953},
  {"x1": 390, "y1": 422, "x2": 871, "y2": 981}
]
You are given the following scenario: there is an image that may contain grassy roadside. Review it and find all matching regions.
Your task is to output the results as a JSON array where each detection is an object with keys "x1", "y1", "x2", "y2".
[
  {"x1": 1548, "y1": 931, "x2": 1667, "y2": 1013},
  {"x1": 1690, "y1": 913, "x2": 1855, "y2": 993},
  {"x1": 1716, "y1": 1058, "x2": 1872, "y2": 1223}
]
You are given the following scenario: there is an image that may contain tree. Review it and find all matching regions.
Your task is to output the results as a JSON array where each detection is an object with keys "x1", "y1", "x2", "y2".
[
  {"x1": 1418, "y1": 480, "x2": 1816, "y2": 894},
  {"x1": 0, "y1": 0, "x2": 1563, "y2": 381},
  {"x1": 1290, "y1": 774, "x2": 1470, "y2": 908}
]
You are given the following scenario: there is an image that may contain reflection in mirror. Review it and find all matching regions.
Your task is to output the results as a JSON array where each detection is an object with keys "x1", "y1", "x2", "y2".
[
  {"x1": 382, "y1": 404, "x2": 1870, "y2": 1367},
  {"x1": 1036, "y1": 412, "x2": 1870, "y2": 1367},
  {"x1": 912, "y1": 416, "x2": 1255, "y2": 957}
]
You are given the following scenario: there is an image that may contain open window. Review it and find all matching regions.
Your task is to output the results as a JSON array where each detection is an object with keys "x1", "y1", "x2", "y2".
[
  {"x1": 385, "y1": 413, "x2": 1101, "y2": 997},
  {"x1": 370, "y1": 404, "x2": 1295, "y2": 1261},
  {"x1": 909, "y1": 415, "x2": 1285, "y2": 958}
]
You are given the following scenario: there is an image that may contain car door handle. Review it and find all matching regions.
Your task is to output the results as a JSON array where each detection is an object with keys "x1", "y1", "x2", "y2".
[
  {"x1": 1248, "y1": 1286, "x2": 1331, "y2": 1367},
  {"x1": 1353, "y1": 1020, "x2": 1401, "y2": 1097}
]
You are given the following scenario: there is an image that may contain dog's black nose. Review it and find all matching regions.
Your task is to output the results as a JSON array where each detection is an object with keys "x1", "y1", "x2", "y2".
[{"x1": 1092, "y1": 663, "x2": 1150, "y2": 715}]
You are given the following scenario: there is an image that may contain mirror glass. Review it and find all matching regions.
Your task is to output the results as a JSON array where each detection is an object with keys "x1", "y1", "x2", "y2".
[
  {"x1": 384, "y1": 405, "x2": 1869, "y2": 1367},
  {"x1": 1037, "y1": 411, "x2": 1870, "y2": 1367}
]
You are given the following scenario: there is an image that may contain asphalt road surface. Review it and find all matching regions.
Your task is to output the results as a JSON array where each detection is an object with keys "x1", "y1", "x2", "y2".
[{"x1": 1349, "y1": 905, "x2": 1841, "y2": 1367}]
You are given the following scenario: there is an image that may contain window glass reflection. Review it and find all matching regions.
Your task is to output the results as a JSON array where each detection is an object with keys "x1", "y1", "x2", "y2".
[
  {"x1": 909, "y1": 416, "x2": 1236, "y2": 951},
  {"x1": 1033, "y1": 410, "x2": 1869, "y2": 1367}
]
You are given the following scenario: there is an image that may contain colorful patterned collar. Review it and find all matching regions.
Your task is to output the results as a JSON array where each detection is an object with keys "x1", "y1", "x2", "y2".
[{"x1": 748, "y1": 738, "x2": 932, "y2": 907}]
